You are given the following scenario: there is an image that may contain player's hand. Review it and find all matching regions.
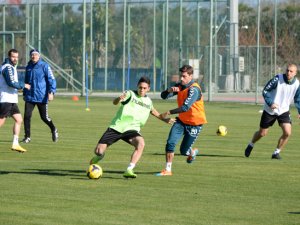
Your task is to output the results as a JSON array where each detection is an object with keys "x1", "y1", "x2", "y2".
[
  {"x1": 119, "y1": 92, "x2": 127, "y2": 102},
  {"x1": 24, "y1": 84, "x2": 31, "y2": 90},
  {"x1": 48, "y1": 93, "x2": 54, "y2": 101},
  {"x1": 168, "y1": 87, "x2": 180, "y2": 93},
  {"x1": 160, "y1": 111, "x2": 170, "y2": 119},
  {"x1": 271, "y1": 103, "x2": 278, "y2": 110}
]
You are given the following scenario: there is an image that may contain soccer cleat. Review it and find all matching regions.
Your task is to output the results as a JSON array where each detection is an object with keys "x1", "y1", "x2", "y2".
[
  {"x1": 21, "y1": 137, "x2": 31, "y2": 144},
  {"x1": 11, "y1": 144, "x2": 27, "y2": 153},
  {"x1": 52, "y1": 129, "x2": 58, "y2": 142},
  {"x1": 123, "y1": 169, "x2": 137, "y2": 178},
  {"x1": 271, "y1": 153, "x2": 281, "y2": 160},
  {"x1": 244, "y1": 144, "x2": 253, "y2": 157},
  {"x1": 155, "y1": 169, "x2": 172, "y2": 176},
  {"x1": 186, "y1": 148, "x2": 199, "y2": 163}
]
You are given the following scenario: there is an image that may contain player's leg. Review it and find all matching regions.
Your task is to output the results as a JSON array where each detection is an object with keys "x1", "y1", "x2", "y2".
[
  {"x1": 244, "y1": 111, "x2": 275, "y2": 157},
  {"x1": 0, "y1": 103, "x2": 8, "y2": 127},
  {"x1": 156, "y1": 121, "x2": 184, "y2": 176},
  {"x1": 180, "y1": 125, "x2": 202, "y2": 163},
  {"x1": 90, "y1": 128, "x2": 120, "y2": 164},
  {"x1": 22, "y1": 102, "x2": 35, "y2": 143},
  {"x1": 271, "y1": 112, "x2": 292, "y2": 159},
  {"x1": 11, "y1": 104, "x2": 26, "y2": 152},
  {"x1": 122, "y1": 131, "x2": 144, "y2": 178},
  {"x1": 37, "y1": 103, "x2": 58, "y2": 142}
]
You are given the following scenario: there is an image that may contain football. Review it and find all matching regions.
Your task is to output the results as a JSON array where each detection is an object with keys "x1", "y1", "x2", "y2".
[
  {"x1": 216, "y1": 125, "x2": 227, "y2": 136},
  {"x1": 87, "y1": 164, "x2": 103, "y2": 179}
]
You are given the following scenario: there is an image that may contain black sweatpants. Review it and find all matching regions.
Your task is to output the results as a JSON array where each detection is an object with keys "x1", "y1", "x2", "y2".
[{"x1": 24, "y1": 102, "x2": 56, "y2": 138}]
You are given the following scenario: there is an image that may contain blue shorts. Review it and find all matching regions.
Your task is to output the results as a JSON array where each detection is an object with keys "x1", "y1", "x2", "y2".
[{"x1": 165, "y1": 118, "x2": 203, "y2": 155}]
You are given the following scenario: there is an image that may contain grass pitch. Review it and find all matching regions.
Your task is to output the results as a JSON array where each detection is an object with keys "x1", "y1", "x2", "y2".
[{"x1": 0, "y1": 96, "x2": 300, "y2": 225}]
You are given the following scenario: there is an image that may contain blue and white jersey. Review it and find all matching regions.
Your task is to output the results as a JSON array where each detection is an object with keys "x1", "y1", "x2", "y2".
[
  {"x1": 0, "y1": 58, "x2": 24, "y2": 103},
  {"x1": 263, "y1": 74, "x2": 300, "y2": 115}
]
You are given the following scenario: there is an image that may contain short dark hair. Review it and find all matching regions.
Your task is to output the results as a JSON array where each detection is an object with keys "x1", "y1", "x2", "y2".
[
  {"x1": 179, "y1": 65, "x2": 193, "y2": 75},
  {"x1": 8, "y1": 49, "x2": 18, "y2": 57},
  {"x1": 138, "y1": 76, "x2": 151, "y2": 86}
]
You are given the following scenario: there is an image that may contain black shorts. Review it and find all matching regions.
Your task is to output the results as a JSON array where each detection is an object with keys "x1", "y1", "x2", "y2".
[
  {"x1": 0, "y1": 103, "x2": 21, "y2": 118},
  {"x1": 260, "y1": 111, "x2": 291, "y2": 129},
  {"x1": 98, "y1": 128, "x2": 142, "y2": 145}
]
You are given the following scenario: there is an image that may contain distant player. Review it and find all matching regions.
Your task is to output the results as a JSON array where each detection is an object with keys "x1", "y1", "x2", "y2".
[
  {"x1": 244, "y1": 64, "x2": 300, "y2": 159},
  {"x1": 89, "y1": 76, "x2": 175, "y2": 178},
  {"x1": 157, "y1": 65, "x2": 207, "y2": 176},
  {"x1": 0, "y1": 49, "x2": 30, "y2": 152}
]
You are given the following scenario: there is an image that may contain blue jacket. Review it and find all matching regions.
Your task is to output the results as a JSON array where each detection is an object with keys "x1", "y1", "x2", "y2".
[{"x1": 23, "y1": 59, "x2": 56, "y2": 103}]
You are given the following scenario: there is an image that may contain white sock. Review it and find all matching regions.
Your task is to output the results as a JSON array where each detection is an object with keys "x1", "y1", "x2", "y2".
[
  {"x1": 274, "y1": 148, "x2": 281, "y2": 154},
  {"x1": 165, "y1": 162, "x2": 172, "y2": 172},
  {"x1": 13, "y1": 135, "x2": 19, "y2": 145},
  {"x1": 127, "y1": 163, "x2": 135, "y2": 170}
]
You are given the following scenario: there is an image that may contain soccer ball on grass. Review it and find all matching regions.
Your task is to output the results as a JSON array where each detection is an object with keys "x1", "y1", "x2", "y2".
[
  {"x1": 216, "y1": 125, "x2": 227, "y2": 136},
  {"x1": 87, "y1": 164, "x2": 103, "y2": 179}
]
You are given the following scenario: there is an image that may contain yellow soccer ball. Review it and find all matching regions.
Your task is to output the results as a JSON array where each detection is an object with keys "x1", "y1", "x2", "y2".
[
  {"x1": 216, "y1": 125, "x2": 227, "y2": 136},
  {"x1": 87, "y1": 164, "x2": 103, "y2": 179}
]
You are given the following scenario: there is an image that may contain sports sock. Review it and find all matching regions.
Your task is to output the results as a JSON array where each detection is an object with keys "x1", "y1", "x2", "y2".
[
  {"x1": 274, "y1": 148, "x2": 281, "y2": 154},
  {"x1": 90, "y1": 154, "x2": 104, "y2": 164},
  {"x1": 127, "y1": 163, "x2": 135, "y2": 170},
  {"x1": 166, "y1": 162, "x2": 172, "y2": 172},
  {"x1": 249, "y1": 142, "x2": 254, "y2": 147},
  {"x1": 13, "y1": 135, "x2": 19, "y2": 145}
]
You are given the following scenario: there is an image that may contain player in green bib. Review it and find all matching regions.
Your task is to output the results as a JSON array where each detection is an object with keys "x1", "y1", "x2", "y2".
[{"x1": 89, "y1": 77, "x2": 175, "y2": 178}]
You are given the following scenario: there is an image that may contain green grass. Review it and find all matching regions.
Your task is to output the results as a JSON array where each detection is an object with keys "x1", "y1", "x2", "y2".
[{"x1": 1, "y1": 96, "x2": 300, "y2": 225}]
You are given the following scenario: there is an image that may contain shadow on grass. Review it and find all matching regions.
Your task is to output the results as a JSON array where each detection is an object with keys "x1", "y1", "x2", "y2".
[
  {"x1": 0, "y1": 168, "x2": 150, "y2": 180},
  {"x1": 288, "y1": 212, "x2": 300, "y2": 214},
  {"x1": 152, "y1": 153, "x2": 243, "y2": 158}
]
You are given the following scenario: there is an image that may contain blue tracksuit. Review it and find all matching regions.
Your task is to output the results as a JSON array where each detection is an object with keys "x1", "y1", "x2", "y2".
[{"x1": 23, "y1": 59, "x2": 56, "y2": 103}]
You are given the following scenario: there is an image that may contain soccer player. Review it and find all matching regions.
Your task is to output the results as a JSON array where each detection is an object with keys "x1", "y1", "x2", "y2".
[
  {"x1": 0, "y1": 49, "x2": 30, "y2": 152},
  {"x1": 244, "y1": 63, "x2": 300, "y2": 159},
  {"x1": 22, "y1": 49, "x2": 58, "y2": 143},
  {"x1": 89, "y1": 76, "x2": 175, "y2": 178},
  {"x1": 156, "y1": 65, "x2": 207, "y2": 176}
]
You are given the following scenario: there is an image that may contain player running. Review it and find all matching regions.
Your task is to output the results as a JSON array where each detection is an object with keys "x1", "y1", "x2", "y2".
[
  {"x1": 89, "y1": 76, "x2": 175, "y2": 178},
  {"x1": 0, "y1": 49, "x2": 30, "y2": 152}
]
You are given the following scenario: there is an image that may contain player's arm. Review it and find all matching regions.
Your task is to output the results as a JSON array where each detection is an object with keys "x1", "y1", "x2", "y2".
[
  {"x1": 262, "y1": 75, "x2": 279, "y2": 108},
  {"x1": 44, "y1": 65, "x2": 56, "y2": 101},
  {"x1": 113, "y1": 91, "x2": 130, "y2": 105},
  {"x1": 151, "y1": 107, "x2": 175, "y2": 124},
  {"x1": 293, "y1": 85, "x2": 300, "y2": 119},
  {"x1": 161, "y1": 83, "x2": 180, "y2": 99},
  {"x1": 160, "y1": 86, "x2": 201, "y2": 118},
  {"x1": 2, "y1": 66, "x2": 25, "y2": 90}
]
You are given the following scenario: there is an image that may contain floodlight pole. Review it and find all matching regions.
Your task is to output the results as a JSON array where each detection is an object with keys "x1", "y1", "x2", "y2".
[
  {"x1": 104, "y1": 0, "x2": 109, "y2": 91},
  {"x1": 122, "y1": 0, "x2": 127, "y2": 91},
  {"x1": 153, "y1": 0, "x2": 156, "y2": 92},
  {"x1": 38, "y1": 0, "x2": 41, "y2": 51},
  {"x1": 179, "y1": 0, "x2": 182, "y2": 66},
  {"x1": 255, "y1": 0, "x2": 261, "y2": 104},
  {"x1": 274, "y1": 0, "x2": 278, "y2": 74},
  {"x1": 82, "y1": 0, "x2": 86, "y2": 96}
]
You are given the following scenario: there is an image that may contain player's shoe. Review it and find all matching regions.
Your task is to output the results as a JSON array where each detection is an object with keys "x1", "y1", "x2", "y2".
[
  {"x1": 21, "y1": 137, "x2": 31, "y2": 144},
  {"x1": 271, "y1": 153, "x2": 281, "y2": 160},
  {"x1": 52, "y1": 129, "x2": 58, "y2": 142},
  {"x1": 155, "y1": 169, "x2": 172, "y2": 176},
  {"x1": 244, "y1": 144, "x2": 253, "y2": 157},
  {"x1": 186, "y1": 148, "x2": 199, "y2": 163},
  {"x1": 123, "y1": 169, "x2": 137, "y2": 178},
  {"x1": 11, "y1": 144, "x2": 27, "y2": 153}
]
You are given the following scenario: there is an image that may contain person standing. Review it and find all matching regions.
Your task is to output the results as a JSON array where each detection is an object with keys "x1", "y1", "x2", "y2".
[
  {"x1": 244, "y1": 64, "x2": 300, "y2": 159},
  {"x1": 0, "y1": 49, "x2": 30, "y2": 152},
  {"x1": 22, "y1": 49, "x2": 58, "y2": 143},
  {"x1": 156, "y1": 65, "x2": 207, "y2": 176},
  {"x1": 89, "y1": 76, "x2": 174, "y2": 178}
]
